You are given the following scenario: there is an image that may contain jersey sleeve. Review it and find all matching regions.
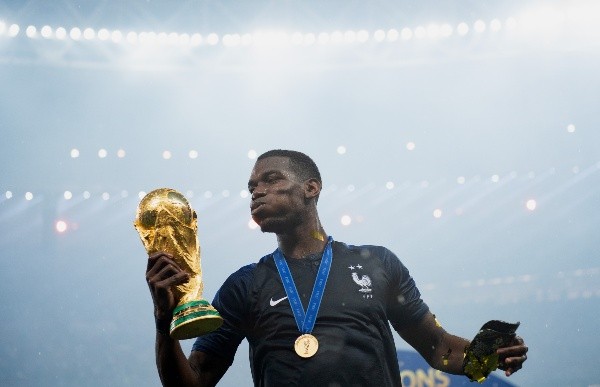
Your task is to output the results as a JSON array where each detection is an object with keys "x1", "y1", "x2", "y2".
[
  {"x1": 381, "y1": 247, "x2": 430, "y2": 332},
  {"x1": 192, "y1": 263, "x2": 255, "y2": 366}
]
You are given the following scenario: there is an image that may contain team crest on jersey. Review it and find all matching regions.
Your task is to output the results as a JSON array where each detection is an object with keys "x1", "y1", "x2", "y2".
[{"x1": 348, "y1": 264, "x2": 373, "y2": 299}]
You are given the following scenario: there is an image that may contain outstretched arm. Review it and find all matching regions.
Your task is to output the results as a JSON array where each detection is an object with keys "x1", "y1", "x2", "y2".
[
  {"x1": 399, "y1": 312, "x2": 470, "y2": 374},
  {"x1": 398, "y1": 312, "x2": 528, "y2": 377}
]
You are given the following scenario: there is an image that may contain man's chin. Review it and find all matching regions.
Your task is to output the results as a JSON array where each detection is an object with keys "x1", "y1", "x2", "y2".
[{"x1": 255, "y1": 218, "x2": 283, "y2": 234}]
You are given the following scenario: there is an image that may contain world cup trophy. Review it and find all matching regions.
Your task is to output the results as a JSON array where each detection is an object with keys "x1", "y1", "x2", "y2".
[{"x1": 134, "y1": 188, "x2": 223, "y2": 339}]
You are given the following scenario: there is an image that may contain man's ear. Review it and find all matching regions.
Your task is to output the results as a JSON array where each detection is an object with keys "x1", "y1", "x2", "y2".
[{"x1": 304, "y1": 178, "x2": 321, "y2": 201}]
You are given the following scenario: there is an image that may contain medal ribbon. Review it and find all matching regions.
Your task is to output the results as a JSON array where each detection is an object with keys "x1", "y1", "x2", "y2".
[{"x1": 273, "y1": 236, "x2": 333, "y2": 334}]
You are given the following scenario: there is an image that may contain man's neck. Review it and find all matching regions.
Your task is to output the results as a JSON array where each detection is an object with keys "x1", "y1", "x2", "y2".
[{"x1": 277, "y1": 227, "x2": 328, "y2": 259}]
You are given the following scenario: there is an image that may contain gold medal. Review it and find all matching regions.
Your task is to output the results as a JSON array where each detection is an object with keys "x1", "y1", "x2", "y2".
[{"x1": 295, "y1": 334, "x2": 319, "y2": 358}]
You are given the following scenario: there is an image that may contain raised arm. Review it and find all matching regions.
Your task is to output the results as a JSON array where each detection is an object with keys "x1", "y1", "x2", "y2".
[{"x1": 147, "y1": 252, "x2": 229, "y2": 386}]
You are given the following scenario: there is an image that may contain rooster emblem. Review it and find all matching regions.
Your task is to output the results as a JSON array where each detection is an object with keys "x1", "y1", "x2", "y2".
[{"x1": 351, "y1": 272, "x2": 372, "y2": 293}]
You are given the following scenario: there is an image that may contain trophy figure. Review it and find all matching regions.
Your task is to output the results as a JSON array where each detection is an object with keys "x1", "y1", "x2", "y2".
[{"x1": 134, "y1": 188, "x2": 223, "y2": 340}]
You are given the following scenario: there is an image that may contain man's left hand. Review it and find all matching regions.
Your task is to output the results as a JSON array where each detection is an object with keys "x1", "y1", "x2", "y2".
[{"x1": 497, "y1": 336, "x2": 528, "y2": 376}]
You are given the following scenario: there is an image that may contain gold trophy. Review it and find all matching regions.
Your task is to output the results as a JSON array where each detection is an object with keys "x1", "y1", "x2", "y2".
[{"x1": 134, "y1": 188, "x2": 223, "y2": 340}]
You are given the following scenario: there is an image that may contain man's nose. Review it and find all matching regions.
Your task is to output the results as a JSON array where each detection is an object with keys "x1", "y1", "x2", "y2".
[{"x1": 252, "y1": 188, "x2": 266, "y2": 200}]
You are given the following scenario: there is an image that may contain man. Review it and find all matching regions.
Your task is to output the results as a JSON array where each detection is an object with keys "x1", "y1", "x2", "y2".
[{"x1": 145, "y1": 149, "x2": 528, "y2": 386}]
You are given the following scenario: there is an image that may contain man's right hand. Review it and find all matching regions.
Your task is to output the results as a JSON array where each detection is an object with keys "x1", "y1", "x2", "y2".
[{"x1": 146, "y1": 252, "x2": 190, "y2": 325}]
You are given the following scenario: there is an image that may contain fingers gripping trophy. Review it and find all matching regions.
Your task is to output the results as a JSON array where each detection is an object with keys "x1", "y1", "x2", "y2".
[{"x1": 134, "y1": 188, "x2": 223, "y2": 340}]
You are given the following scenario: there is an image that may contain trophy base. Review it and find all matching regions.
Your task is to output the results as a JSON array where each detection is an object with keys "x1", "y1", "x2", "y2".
[{"x1": 170, "y1": 300, "x2": 223, "y2": 340}]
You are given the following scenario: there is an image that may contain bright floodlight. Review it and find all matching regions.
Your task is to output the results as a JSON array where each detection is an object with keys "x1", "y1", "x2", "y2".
[
  {"x1": 387, "y1": 29, "x2": 399, "y2": 42},
  {"x1": 385, "y1": 181, "x2": 395, "y2": 190},
  {"x1": 156, "y1": 32, "x2": 167, "y2": 44},
  {"x1": 223, "y1": 34, "x2": 241, "y2": 47},
  {"x1": 343, "y1": 30, "x2": 356, "y2": 44},
  {"x1": 98, "y1": 28, "x2": 110, "y2": 40},
  {"x1": 474, "y1": 20, "x2": 486, "y2": 33},
  {"x1": 126, "y1": 31, "x2": 138, "y2": 44},
  {"x1": 374, "y1": 29, "x2": 386, "y2": 42},
  {"x1": 55, "y1": 220, "x2": 68, "y2": 233},
  {"x1": 491, "y1": 174, "x2": 500, "y2": 183},
  {"x1": 303, "y1": 33, "x2": 316, "y2": 45},
  {"x1": 83, "y1": 28, "x2": 95, "y2": 40},
  {"x1": 318, "y1": 32, "x2": 330, "y2": 44},
  {"x1": 519, "y1": 6, "x2": 565, "y2": 35},
  {"x1": 414, "y1": 26, "x2": 426, "y2": 39},
  {"x1": 433, "y1": 209, "x2": 443, "y2": 218},
  {"x1": 64, "y1": 191, "x2": 73, "y2": 200},
  {"x1": 189, "y1": 150, "x2": 198, "y2": 159},
  {"x1": 70, "y1": 148, "x2": 80, "y2": 158},
  {"x1": 457, "y1": 22, "x2": 469, "y2": 36},
  {"x1": 567, "y1": 124, "x2": 576, "y2": 133},
  {"x1": 406, "y1": 142, "x2": 416, "y2": 151},
  {"x1": 8, "y1": 24, "x2": 20, "y2": 37},
  {"x1": 240, "y1": 33, "x2": 253, "y2": 46},
  {"x1": 162, "y1": 150, "x2": 172, "y2": 160},
  {"x1": 490, "y1": 19, "x2": 502, "y2": 32},
  {"x1": 526, "y1": 199, "x2": 537, "y2": 211},
  {"x1": 5, "y1": 191, "x2": 12, "y2": 199},
  {"x1": 41, "y1": 25, "x2": 52, "y2": 38},
  {"x1": 457, "y1": 176, "x2": 466, "y2": 184},
  {"x1": 102, "y1": 192, "x2": 110, "y2": 201},
  {"x1": 25, "y1": 192, "x2": 33, "y2": 201},
  {"x1": 206, "y1": 33, "x2": 219, "y2": 45},
  {"x1": 427, "y1": 24, "x2": 440, "y2": 39},
  {"x1": 55, "y1": 27, "x2": 67, "y2": 40},
  {"x1": 440, "y1": 24, "x2": 453, "y2": 37},
  {"x1": 291, "y1": 32, "x2": 303, "y2": 45},
  {"x1": 168, "y1": 32, "x2": 179, "y2": 45},
  {"x1": 222, "y1": 190, "x2": 230, "y2": 198},
  {"x1": 356, "y1": 30, "x2": 369, "y2": 43},
  {"x1": 247, "y1": 149, "x2": 257, "y2": 159},
  {"x1": 117, "y1": 149, "x2": 126, "y2": 158},
  {"x1": 341, "y1": 215, "x2": 352, "y2": 226},
  {"x1": 190, "y1": 33, "x2": 202, "y2": 46},
  {"x1": 98, "y1": 148, "x2": 107, "y2": 158},
  {"x1": 70, "y1": 27, "x2": 82, "y2": 40},
  {"x1": 337, "y1": 145, "x2": 346, "y2": 155},
  {"x1": 506, "y1": 17, "x2": 518, "y2": 30},
  {"x1": 347, "y1": 184, "x2": 355, "y2": 192},
  {"x1": 400, "y1": 27, "x2": 412, "y2": 41},
  {"x1": 178, "y1": 33, "x2": 190, "y2": 45},
  {"x1": 138, "y1": 191, "x2": 146, "y2": 199},
  {"x1": 26, "y1": 25, "x2": 37, "y2": 38},
  {"x1": 240, "y1": 190, "x2": 249, "y2": 199},
  {"x1": 331, "y1": 30, "x2": 343, "y2": 44},
  {"x1": 83, "y1": 191, "x2": 91, "y2": 199},
  {"x1": 111, "y1": 30, "x2": 123, "y2": 43}
]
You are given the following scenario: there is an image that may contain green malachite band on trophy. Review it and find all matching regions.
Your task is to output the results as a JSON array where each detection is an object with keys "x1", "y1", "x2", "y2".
[
  {"x1": 169, "y1": 300, "x2": 223, "y2": 340},
  {"x1": 173, "y1": 300, "x2": 211, "y2": 315}
]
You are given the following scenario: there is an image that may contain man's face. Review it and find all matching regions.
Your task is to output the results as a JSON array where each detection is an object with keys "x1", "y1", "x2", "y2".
[{"x1": 248, "y1": 156, "x2": 306, "y2": 233}]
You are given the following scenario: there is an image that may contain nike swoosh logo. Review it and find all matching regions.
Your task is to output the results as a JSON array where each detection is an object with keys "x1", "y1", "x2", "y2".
[{"x1": 270, "y1": 296, "x2": 288, "y2": 306}]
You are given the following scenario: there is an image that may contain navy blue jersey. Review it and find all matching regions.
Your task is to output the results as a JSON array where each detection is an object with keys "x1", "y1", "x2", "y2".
[{"x1": 193, "y1": 241, "x2": 429, "y2": 386}]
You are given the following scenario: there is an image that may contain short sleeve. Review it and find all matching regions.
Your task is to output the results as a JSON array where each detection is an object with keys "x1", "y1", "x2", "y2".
[
  {"x1": 192, "y1": 264, "x2": 255, "y2": 365},
  {"x1": 382, "y1": 248, "x2": 429, "y2": 332}
]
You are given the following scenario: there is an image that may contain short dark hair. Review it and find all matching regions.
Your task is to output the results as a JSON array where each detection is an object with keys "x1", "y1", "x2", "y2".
[{"x1": 257, "y1": 149, "x2": 322, "y2": 185}]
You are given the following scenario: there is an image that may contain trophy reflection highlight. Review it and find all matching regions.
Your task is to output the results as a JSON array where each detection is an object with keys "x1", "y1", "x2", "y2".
[{"x1": 134, "y1": 188, "x2": 223, "y2": 339}]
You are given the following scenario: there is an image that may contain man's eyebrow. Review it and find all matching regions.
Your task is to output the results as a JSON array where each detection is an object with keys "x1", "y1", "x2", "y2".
[{"x1": 248, "y1": 170, "x2": 284, "y2": 187}]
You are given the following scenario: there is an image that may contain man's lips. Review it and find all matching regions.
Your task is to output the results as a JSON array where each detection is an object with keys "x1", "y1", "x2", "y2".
[{"x1": 250, "y1": 202, "x2": 265, "y2": 215}]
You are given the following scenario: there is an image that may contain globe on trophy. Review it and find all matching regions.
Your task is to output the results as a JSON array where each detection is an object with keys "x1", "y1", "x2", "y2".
[{"x1": 134, "y1": 188, "x2": 223, "y2": 339}]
